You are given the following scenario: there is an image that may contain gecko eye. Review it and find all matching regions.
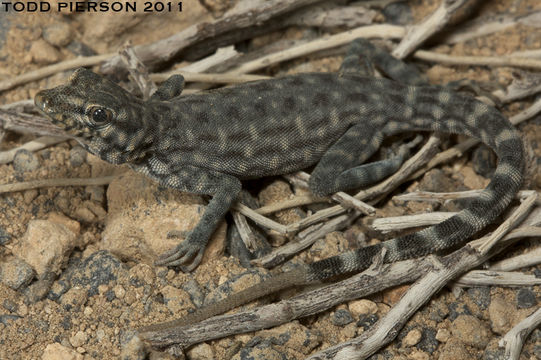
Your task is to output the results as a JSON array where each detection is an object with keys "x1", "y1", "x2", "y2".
[{"x1": 87, "y1": 106, "x2": 113, "y2": 124}]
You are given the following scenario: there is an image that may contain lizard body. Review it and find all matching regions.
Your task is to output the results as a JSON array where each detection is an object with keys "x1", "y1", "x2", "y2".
[{"x1": 35, "y1": 39, "x2": 524, "y2": 330}]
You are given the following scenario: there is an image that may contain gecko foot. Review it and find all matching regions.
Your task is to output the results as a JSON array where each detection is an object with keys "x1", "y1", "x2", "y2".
[{"x1": 154, "y1": 235, "x2": 205, "y2": 272}]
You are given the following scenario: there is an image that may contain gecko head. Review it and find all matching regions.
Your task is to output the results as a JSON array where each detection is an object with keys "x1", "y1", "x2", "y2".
[{"x1": 35, "y1": 68, "x2": 149, "y2": 164}]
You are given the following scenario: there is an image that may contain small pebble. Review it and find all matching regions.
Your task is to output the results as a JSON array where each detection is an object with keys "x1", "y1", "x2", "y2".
[
  {"x1": 0, "y1": 257, "x2": 35, "y2": 290},
  {"x1": 13, "y1": 149, "x2": 40, "y2": 173},
  {"x1": 332, "y1": 309, "x2": 354, "y2": 326},
  {"x1": 43, "y1": 23, "x2": 73, "y2": 47},
  {"x1": 69, "y1": 146, "x2": 87, "y2": 167},
  {"x1": 0, "y1": 314, "x2": 22, "y2": 326},
  {"x1": 403, "y1": 328, "x2": 422, "y2": 347},
  {"x1": 69, "y1": 330, "x2": 88, "y2": 347},
  {"x1": 29, "y1": 38, "x2": 61, "y2": 65},
  {"x1": 0, "y1": 228, "x2": 11, "y2": 245},
  {"x1": 516, "y1": 288, "x2": 537, "y2": 309}
]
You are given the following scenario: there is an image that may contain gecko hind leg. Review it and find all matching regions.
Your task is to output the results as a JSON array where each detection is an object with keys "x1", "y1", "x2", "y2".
[{"x1": 344, "y1": 38, "x2": 428, "y2": 86}]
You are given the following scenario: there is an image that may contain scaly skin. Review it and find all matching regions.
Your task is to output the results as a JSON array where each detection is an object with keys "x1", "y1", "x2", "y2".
[{"x1": 35, "y1": 39, "x2": 523, "y2": 332}]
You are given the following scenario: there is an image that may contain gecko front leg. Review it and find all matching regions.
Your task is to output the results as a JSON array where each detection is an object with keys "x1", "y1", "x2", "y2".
[{"x1": 136, "y1": 161, "x2": 241, "y2": 271}]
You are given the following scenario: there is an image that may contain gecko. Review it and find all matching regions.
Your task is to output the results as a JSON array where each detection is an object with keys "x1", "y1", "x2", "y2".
[{"x1": 34, "y1": 39, "x2": 524, "y2": 331}]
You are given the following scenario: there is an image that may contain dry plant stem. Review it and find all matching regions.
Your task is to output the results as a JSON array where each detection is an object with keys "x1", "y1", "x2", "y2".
[
  {"x1": 454, "y1": 270, "x2": 541, "y2": 287},
  {"x1": 233, "y1": 203, "x2": 289, "y2": 234},
  {"x1": 179, "y1": 46, "x2": 238, "y2": 73},
  {"x1": 229, "y1": 24, "x2": 404, "y2": 74},
  {"x1": 100, "y1": 0, "x2": 325, "y2": 73},
  {"x1": 0, "y1": 53, "x2": 113, "y2": 93},
  {"x1": 500, "y1": 306, "x2": 541, "y2": 360},
  {"x1": 0, "y1": 176, "x2": 115, "y2": 194},
  {"x1": 494, "y1": 71, "x2": 541, "y2": 103},
  {"x1": 392, "y1": 0, "x2": 470, "y2": 59},
  {"x1": 231, "y1": 211, "x2": 257, "y2": 251},
  {"x1": 251, "y1": 213, "x2": 356, "y2": 268},
  {"x1": 371, "y1": 212, "x2": 456, "y2": 233},
  {"x1": 414, "y1": 50, "x2": 541, "y2": 70},
  {"x1": 0, "y1": 136, "x2": 66, "y2": 165},
  {"x1": 255, "y1": 195, "x2": 326, "y2": 215},
  {"x1": 490, "y1": 247, "x2": 541, "y2": 272},
  {"x1": 331, "y1": 192, "x2": 376, "y2": 215},
  {"x1": 150, "y1": 72, "x2": 269, "y2": 84},
  {"x1": 394, "y1": 190, "x2": 540, "y2": 204},
  {"x1": 308, "y1": 227, "x2": 541, "y2": 360},
  {"x1": 0, "y1": 109, "x2": 69, "y2": 137},
  {"x1": 119, "y1": 42, "x2": 157, "y2": 99},
  {"x1": 140, "y1": 226, "x2": 541, "y2": 349}
]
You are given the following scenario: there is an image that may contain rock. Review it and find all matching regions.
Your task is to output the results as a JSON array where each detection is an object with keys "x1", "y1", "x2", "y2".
[
  {"x1": 402, "y1": 328, "x2": 422, "y2": 346},
  {"x1": 29, "y1": 38, "x2": 62, "y2": 65},
  {"x1": 348, "y1": 299, "x2": 378, "y2": 317},
  {"x1": 120, "y1": 330, "x2": 147, "y2": 360},
  {"x1": 309, "y1": 232, "x2": 349, "y2": 260},
  {"x1": 416, "y1": 327, "x2": 439, "y2": 354},
  {"x1": 232, "y1": 341, "x2": 286, "y2": 360},
  {"x1": 450, "y1": 315, "x2": 491, "y2": 349},
  {"x1": 0, "y1": 228, "x2": 11, "y2": 245},
  {"x1": 42, "y1": 343, "x2": 84, "y2": 360},
  {"x1": 204, "y1": 269, "x2": 269, "y2": 305},
  {"x1": 382, "y1": 284, "x2": 410, "y2": 305},
  {"x1": 488, "y1": 294, "x2": 516, "y2": 334},
  {"x1": 467, "y1": 287, "x2": 491, "y2": 310},
  {"x1": 258, "y1": 322, "x2": 322, "y2": 354},
  {"x1": 516, "y1": 288, "x2": 537, "y2": 309},
  {"x1": 61, "y1": 287, "x2": 88, "y2": 310},
  {"x1": 0, "y1": 314, "x2": 22, "y2": 326},
  {"x1": 435, "y1": 328, "x2": 450, "y2": 342},
  {"x1": 187, "y1": 343, "x2": 214, "y2": 360},
  {"x1": 438, "y1": 339, "x2": 473, "y2": 360},
  {"x1": 13, "y1": 149, "x2": 40, "y2": 173},
  {"x1": 66, "y1": 40, "x2": 97, "y2": 57},
  {"x1": 160, "y1": 285, "x2": 194, "y2": 314},
  {"x1": 357, "y1": 313, "x2": 378, "y2": 330},
  {"x1": 0, "y1": 257, "x2": 34, "y2": 290},
  {"x1": 69, "y1": 145, "x2": 87, "y2": 167},
  {"x1": 383, "y1": 1, "x2": 413, "y2": 25},
  {"x1": 12, "y1": 219, "x2": 78, "y2": 276},
  {"x1": 43, "y1": 22, "x2": 73, "y2": 47},
  {"x1": 332, "y1": 309, "x2": 354, "y2": 326},
  {"x1": 101, "y1": 172, "x2": 226, "y2": 265},
  {"x1": 47, "y1": 213, "x2": 81, "y2": 236},
  {"x1": 447, "y1": 302, "x2": 472, "y2": 321},
  {"x1": 68, "y1": 250, "x2": 126, "y2": 297},
  {"x1": 69, "y1": 330, "x2": 88, "y2": 347}
]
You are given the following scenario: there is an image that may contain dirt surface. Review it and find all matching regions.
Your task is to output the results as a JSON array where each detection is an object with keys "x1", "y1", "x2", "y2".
[{"x1": 0, "y1": 0, "x2": 541, "y2": 359}]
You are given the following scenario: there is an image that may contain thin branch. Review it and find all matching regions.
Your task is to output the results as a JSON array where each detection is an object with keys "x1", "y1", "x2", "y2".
[
  {"x1": 139, "y1": 225, "x2": 541, "y2": 350},
  {"x1": 149, "y1": 72, "x2": 269, "y2": 84},
  {"x1": 454, "y1": 270, "x2": 541, "y2": 287},
  {"x1": 500, "y1": 307, "x2": 541, "y2": 360},
  {"x1": 231, "y1": 211, "x2": 258, "y2": 251},
  {"x1": 230, "y1": 24, "x2": 404, "y2": 75},
  {"x1": 413, "y1": 50, "x2": 541, "y2": 70},
  {"x1": 0, "y1": 176, "x2": 115, "y2": 193},
  {"x1": 0, "y1": 136, "x2": 66, "y2": 165},
  {"x1": 489, "y1": 247, "x2": 541, "y2": 272},
  {"x1": 392, "y1": 0, "x2": 470, "y2": 59},
  {"x1": 371, "y1": 212, "x2": 456, "y2": 233},
  {"x1": 119, "y1": 41, "x2": 157, "y2": 100},
  {"x1": 0, "y1": 53, "x2": 113, "y2": 93}
]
